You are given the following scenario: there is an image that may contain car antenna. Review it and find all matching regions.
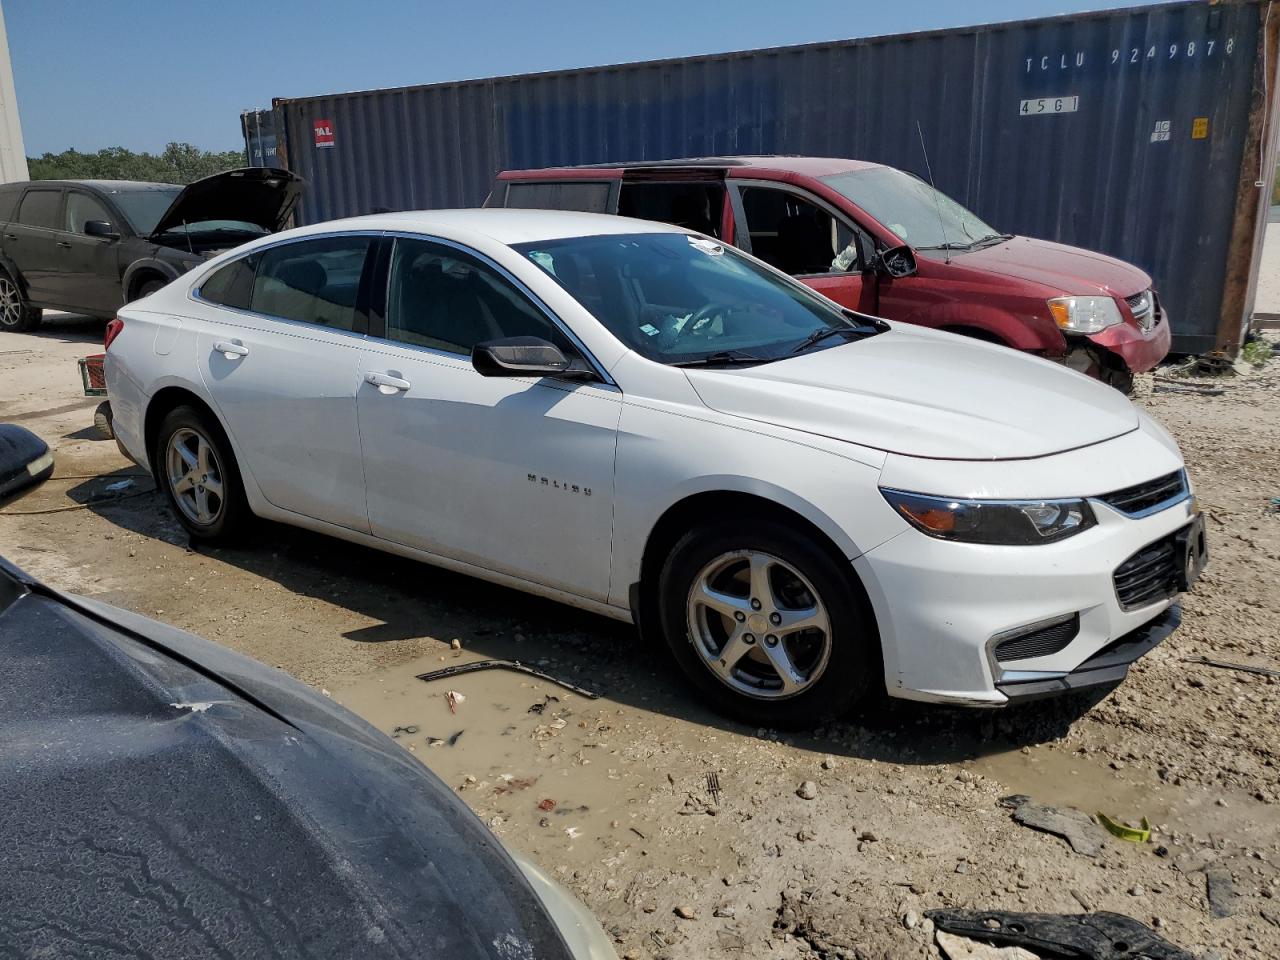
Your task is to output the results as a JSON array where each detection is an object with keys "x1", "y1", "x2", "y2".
[
  {"x1": 916, "y1": 121, "x2": 951, "y2": 265},
  {"x1": 182, "y1": 219, "x2": 194, "y2": 255}
]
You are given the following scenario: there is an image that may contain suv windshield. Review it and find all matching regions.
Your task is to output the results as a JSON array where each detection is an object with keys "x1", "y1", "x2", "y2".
[
  {"x1": 108, "y1": 187, "x2": 182, "y2": 235},
  {"x1": 822, "y1": 168, "x2": 1004, "y2": 251},
  {"x1": 514, "y1": 233, "x2": 882, "y2": 365}
]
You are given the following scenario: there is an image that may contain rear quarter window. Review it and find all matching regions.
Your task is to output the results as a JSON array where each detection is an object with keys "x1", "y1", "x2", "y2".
[
  {"x1": 0, "y1": 185, "x2": 25, "y2": 222},
  {"x1": 503, "y1": 181, "x2": 612, "y2": 213},
  {"x1": 18, "y1": 189, "x2": 62, "y2": 229}
]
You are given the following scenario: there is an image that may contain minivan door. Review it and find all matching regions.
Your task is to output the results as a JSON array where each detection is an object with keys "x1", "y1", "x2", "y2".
[{"x1": 728, "y1": 181, "x2": 878, "y2": 315}]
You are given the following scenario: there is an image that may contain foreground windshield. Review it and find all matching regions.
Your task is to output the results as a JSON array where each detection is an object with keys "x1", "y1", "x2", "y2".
[
  {"x1": 822, "y1": 168, "x2": 999, "y2": 250},
  {"x1": 515, "y1": 233, "x2": 875, "y2": 364},
  {"x1": 108, "y1": 187, "x2": 182, "y2": 235}
]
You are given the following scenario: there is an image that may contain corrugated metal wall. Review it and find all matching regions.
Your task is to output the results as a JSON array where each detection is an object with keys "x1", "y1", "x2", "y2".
[{"x1": 269, "y1": 0, "x2": 1275, "y2": 354}]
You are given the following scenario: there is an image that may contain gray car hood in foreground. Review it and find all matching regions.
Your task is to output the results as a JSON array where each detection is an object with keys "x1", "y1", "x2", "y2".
[
  {"x1": 0, "y1": 557, "x2": 577, "y2": 960},
  {"x1": 685, "y1": 326, "x2": 1139, "y2": 461}
]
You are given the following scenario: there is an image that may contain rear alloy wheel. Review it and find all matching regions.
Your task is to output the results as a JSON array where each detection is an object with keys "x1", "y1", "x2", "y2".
[
  {"x1": 156, "y1": 406, "x2": 249, "y2": 541},
  {"x1": 658, "y1": 519, "x2": 878, "y2": 727},
  {"x1": 0, "y1": 272, "x2": 41, "y2": 332}
]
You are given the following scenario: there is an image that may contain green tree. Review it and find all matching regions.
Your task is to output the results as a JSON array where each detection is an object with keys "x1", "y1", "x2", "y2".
[{"x1": 27, "y1": 143, "x2": 247, "y2": 184}]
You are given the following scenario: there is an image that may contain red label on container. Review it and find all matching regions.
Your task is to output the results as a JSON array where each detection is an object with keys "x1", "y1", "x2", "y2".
[{"x1": 314, "y1": 119, "x2": 335, "y2": 148}]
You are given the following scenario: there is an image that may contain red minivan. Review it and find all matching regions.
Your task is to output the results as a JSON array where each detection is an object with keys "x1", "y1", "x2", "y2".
[{"x1": 487, "y1": 157, "x2": 1170, "y2": 392}]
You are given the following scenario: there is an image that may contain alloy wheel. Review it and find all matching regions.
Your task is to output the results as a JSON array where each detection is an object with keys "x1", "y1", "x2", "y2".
[
  {"x1": 685, "y1": 550, "x2": 833, "y2": 700},
  {"x1": 0, "y1": 277, "x2": 23, "y2": 328},
  {"x1": 165, "y1": 427, "x2": 226, "y2": 526}
]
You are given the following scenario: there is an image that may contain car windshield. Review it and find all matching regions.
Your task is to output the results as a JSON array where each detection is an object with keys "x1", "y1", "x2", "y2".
[
  {"x1": 108, "y1": 187, "x2": 182, "y2": 235},
  {"x1": 821, "y1": 167, "x2": 1003, "y2": 251},
  {"x1": 514, "y1": 232, "x2": 881, "y2": 365}
]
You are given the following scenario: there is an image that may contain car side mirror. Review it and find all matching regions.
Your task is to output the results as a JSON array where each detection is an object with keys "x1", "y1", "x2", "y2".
[
  {"x1": 472, "y1": 336, "x2": 582, "y2": 379},
  {"x1": 876, "y1": 244, "x2": 917, "y2": 279},
  {"x1": 84, "y1": 220, "x2": 120, "y2": 240}
]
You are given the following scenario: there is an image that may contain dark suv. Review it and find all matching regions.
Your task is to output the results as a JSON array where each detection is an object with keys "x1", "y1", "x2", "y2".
[{"x1": 0, "y1": 168, "x2": 303, "y2": 332}]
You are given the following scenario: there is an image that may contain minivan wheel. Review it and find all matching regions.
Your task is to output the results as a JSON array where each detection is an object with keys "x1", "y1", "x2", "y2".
[
  {"x1": 155, "y1": 406, "x2": 249, "y2": 541},
  {"x1": 658, "y1": 519, "x2": 878, "y2": 728},
  {"x1": 0, "y1": 271, "x2": 41, "y2": 332}
]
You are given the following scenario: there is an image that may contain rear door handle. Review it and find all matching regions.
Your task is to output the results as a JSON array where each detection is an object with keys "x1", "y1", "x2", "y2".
[
  {"x1": 365, "y1": 371, "x2": 411, "y2": 393},
  {"x1": 213, "y1": 340, "x2": 249, "y2": 359},
  {"x1": 56, "y1": 240, "x2": 72, "y2": 249}
]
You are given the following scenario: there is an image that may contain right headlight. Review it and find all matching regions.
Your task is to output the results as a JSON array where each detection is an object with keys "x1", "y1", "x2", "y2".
[
  {"x1": 880, "y1": 488, "x2": 1096, "y2": 545},
  {"x1": 1048, "y1": 296, "x2": 1124, "y2": 335}
]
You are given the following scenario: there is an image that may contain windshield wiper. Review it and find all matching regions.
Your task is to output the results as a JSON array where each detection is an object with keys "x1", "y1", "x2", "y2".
[
  {"x1": 971, "y1": 233, "x2": 1013, "y2": 248},
  {"x1": 916, "y1": 240, "x2": 975, "y2": 251},
  {"x1": 671, "y1": 349, "x2": 770, "y2": 368},
  {"x1": 789, "y1": 324, "x2": 875, "y2": 355}
]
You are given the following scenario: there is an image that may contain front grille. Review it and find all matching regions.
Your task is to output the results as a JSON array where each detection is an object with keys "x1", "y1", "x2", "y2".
[
  {"x1": 1098, "y1": 471, "x2": 1186, "y2": 517},
  {"x1": 1126, "y1": 289, "x2": 1160, "y2": 331},
  {"x1": 994, "y1": 614, "x2": 1080, "y2": 663},
  {"x1": 1113, "y1": 533, "x2": 1180, "y2": 611}
]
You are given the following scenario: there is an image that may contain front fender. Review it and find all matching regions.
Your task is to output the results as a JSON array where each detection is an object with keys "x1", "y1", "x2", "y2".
[{"x1": 916, "y1": 302, "x2": 1065, "y2": 354}]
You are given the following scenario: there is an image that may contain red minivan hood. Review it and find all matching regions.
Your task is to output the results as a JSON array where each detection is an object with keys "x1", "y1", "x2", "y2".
[{"x1": 942, "y1": 236, "x2": 1151, "y2": 297}]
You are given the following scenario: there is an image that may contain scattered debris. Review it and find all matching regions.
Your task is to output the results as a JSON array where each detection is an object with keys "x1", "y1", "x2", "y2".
[
  {"x1": 1097, "y1": 811, "x2": 1152, "y2": 843},
  {"x1": 449, "y1": 638, "x2": 462, "y2": 651},
  {"x1": 425, "y1": 730, "x2": 463, "y2": 747},
  {"x1": 1205, "y1": 866, "x2": 1237, "y2": 919},
  {"x1": 1182, "y1": 655, "x2": 1280, "y2": 679},
  {"x1": 936, "y1": 931, "x2": 1038, "y2": 959},
  {"x1": 564, "y1": 826, "x2": 581, "y2": 840},
  {"x1": 674, "y1": 905, "x2": 696, "y2": 920},
  {"x1": 537, "y1": 798, "x2": 556, "y2": 812},
  {"x1": 1001, "y1": 795, "x2": 1103, "y2": 857},
  {"x1": 927, "y1": 909, "x2": 1196, "y2": 959},
  {"x1": 445, "y1": 690, "x2": 465, "y2": 713},
  {"x1": 706, "y1": 771, "x2": 722, "y2": 805},
  {"x1": 796, "y1": 780, "x2": 818, "y2": 800},
  {"x1": 629, "y1": 826, "x2": 646, "y2": 840},
  {"x1": 391, "y1": 724, "x2": 420, "y2": 737},
  {"x1": 417, "y1": 659, "x2": 600, "y2": 698},
  {"x1": 527, "y1": 695, "x2": 560, "y2": 714},
  {"x1": 493, "y1": 775, "x2": 538, "y2": 795}
]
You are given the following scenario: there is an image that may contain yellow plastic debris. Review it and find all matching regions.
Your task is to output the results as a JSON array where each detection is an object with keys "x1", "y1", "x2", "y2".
[{"x1": 1097, "y1": 812, "x2": 1151, "y2": 843}]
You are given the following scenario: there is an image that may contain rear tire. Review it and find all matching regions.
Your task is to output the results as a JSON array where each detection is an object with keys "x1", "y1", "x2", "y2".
[
  {"x1": 154, "y1": 405, "x2": 250, "y2": 542},
  {"x1": 657, "y1": 518, "x2": 879, "y2": 728},
  {"x1": 0, "y1": 270, "x2": 41, "y2": 332}
]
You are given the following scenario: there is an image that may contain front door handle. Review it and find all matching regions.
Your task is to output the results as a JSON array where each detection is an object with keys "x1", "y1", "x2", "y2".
[
  {"x1": 365, "y1": 371, "x2": 411, "y2": 394},
  {"x1": 4, "y1": 233, "x2": 17, "y2": 241},
  {"x1": 213, "y1": 340, "x2": 249, "y2": 359},
  {"x1": 56, "y1": 240, "x2": 72, "y2": 249}
]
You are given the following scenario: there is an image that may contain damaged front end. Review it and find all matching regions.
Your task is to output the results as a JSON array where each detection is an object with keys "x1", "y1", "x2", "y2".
[{"x1": 1060, "y1": 340, "x2": 1136, "y2": 395}]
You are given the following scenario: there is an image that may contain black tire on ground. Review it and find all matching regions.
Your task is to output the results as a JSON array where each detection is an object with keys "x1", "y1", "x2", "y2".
[
  {"x1": 1103, "y1": 367, "x2": 1135, "y2": 395},
  {"x1": 132, "y1": 277, "x2": 166, "y2": 302},
  {"x1": 657, "y1": 518, "x2": 880, "y2": 728},
  {"x1": 154, "y1": 405, "x2": 250, "y2": 542},
  {"x1": 0, "y1": 269, "x2": 42, "y2": 332}
]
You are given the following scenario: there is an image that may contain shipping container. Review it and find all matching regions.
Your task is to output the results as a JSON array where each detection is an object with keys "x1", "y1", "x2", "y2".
[
  {"x1": 240, "y1": 109, "x2": 280, "y2": 169},
  {"x1": 260, "y1": 0, "x2": 1279, "y2": 355}
]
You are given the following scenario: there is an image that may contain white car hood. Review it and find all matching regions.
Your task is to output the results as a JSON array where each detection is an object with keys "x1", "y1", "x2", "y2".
[{"x1": 684, "y1": 327, "x2": 1139, "y2": 461}]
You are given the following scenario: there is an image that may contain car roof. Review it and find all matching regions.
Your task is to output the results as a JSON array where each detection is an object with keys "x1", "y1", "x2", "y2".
[
  {"x1": 12, "y1": 179, "x2": 180, "y2": 192},
  {"x1": 304, "y1": 207, "x2": 687, "y2": 245},
  {"x1": 501, "y1": 155, "x2": 883, "y2": 178}
]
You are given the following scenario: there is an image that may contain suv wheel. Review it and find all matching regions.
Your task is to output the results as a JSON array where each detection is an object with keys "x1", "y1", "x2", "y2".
[
  {"x1": 0, "y1": 271, "x2": 41, "y2": 332},
  {"x1": 155, "y1": 406, "x2": 249, "y2": 541},
  {"x1": 132, "y1": 277, "x2": 165, "y2": 301},
  {"x1": 658, "y1": 519, "x2": 878, "y2": 728}
]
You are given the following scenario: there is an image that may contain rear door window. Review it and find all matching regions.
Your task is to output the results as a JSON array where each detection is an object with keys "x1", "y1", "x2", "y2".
[
  {"x1": 617, "y1": 182, "x2": 725, "y2": 238},
  {"x1": 503, "y1": 181, "x2": 613, "y2": 213},
  {"x1": 17, "y1": 189, "x2": 62, "y2": 230},
  {"x1": 249, "y1": 236, "x2": 375, "y2": 332}
]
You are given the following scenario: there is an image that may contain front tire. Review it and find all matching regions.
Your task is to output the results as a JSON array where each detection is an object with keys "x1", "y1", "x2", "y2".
[
  {"x1": 155, "y1": 406, "x2": 249, "y2": 542},
  {"x1": 657, "y1": 518, "x2": 879, "y2": 728},
  {"x1": 0, "y1": 270, "x2": 41, "y2": 332}
]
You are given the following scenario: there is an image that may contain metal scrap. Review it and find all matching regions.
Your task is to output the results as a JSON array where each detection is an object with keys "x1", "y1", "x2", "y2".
[
  {"x1": 416, "y1": 659, "x2": 600, "y2": 698},
  {"x1": 1183, "y1": 655, "x2": 1280, "y2": 679},
  {"x1": 927, "y1": 909, "x2": 1196, "y2": 960},
  {"x1": 1001, "y1": 795, "x2": 1103, "y2": 857}
]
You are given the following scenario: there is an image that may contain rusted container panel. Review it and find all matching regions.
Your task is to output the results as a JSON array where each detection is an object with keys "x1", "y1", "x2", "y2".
[{"x1": 267, "y1": 1, "x2": 1275, "y2": 354}]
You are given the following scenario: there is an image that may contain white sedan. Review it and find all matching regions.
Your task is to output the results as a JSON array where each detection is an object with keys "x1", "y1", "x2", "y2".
[{"x1": 105, "y1": 210, "x2": 1207, "y2": 726}]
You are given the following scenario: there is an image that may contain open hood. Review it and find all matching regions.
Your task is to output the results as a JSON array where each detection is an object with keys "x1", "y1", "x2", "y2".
[
  {"x1": 685, "y1": 325, "x2": 1139, "y2": 461},
  {"x1": 149, "y1": 166, "x2": 305, "y2": 238}
]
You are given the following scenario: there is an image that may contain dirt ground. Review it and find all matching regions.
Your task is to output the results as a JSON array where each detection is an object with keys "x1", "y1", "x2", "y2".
[{"x1": 2, "y1": 315, "x2": 1278, "y2": 960}]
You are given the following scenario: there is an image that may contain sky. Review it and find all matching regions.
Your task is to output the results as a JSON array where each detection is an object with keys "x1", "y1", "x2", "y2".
[{"x1": 6, "y1": 0, "x2": 1170, "y2": 156}]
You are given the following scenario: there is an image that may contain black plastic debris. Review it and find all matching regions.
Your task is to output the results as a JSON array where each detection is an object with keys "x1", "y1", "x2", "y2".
[
  {"x1": 0, "y1": 424, "x2": 53, "y2": 500},
  {"x1": 927, "y1": 909, "x2": 1196, "y2": 959}
]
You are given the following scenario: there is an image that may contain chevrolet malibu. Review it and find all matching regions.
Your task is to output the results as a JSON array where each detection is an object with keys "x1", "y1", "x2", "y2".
[{"x1": 105, "y1": 210, "x2": 1207, "y2": 726}]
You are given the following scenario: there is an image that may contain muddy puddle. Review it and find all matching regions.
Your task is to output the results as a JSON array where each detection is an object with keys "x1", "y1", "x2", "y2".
[{"x1": 332, "y1": 653, "x2": 738, "y2": 873}]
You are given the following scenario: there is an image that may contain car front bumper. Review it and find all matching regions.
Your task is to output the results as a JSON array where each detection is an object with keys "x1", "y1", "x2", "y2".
[
  {"x1": 853, "y1": 488, "x2": 1201, "y2": 707},
  {"x1": 1089, "y1": 310, "x2": 1173, "y2": 374}
]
